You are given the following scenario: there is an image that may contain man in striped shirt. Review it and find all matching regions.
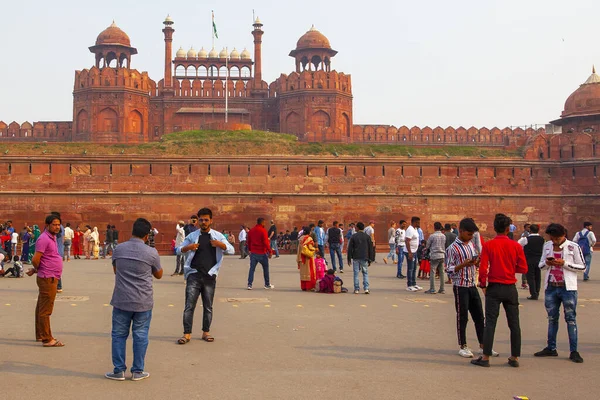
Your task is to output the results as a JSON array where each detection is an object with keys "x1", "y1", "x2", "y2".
[{"x1": 446, "y1": 218, "x2": 497, "y2": 358}]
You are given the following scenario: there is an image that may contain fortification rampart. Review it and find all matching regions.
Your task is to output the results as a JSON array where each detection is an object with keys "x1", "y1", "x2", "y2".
[{"x1": 0, "y1": 150, "x2": 598, "y2": 254}]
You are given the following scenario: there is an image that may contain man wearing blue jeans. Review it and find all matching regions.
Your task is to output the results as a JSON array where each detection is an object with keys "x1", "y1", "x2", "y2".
[
  {"x1": 572, "y1": 222, "x2": 596, "y2": 281},
  {"x1": 106, "y1": 218, "x2": 163, "y2": 381},
  {"x1": 534, "y1": 223, "x2": 585, "y2": 364},
  {"x1": 347, "y1": 222, "x2": 375, "y2": 294},
  {"x1": 268, "y1": 220, "x2": 280, "y2": 258},
  {"x1": 246, "y1": 217, "x2": 274, "y2": 290},
  {"x1": 405, "y1": 216, "x2": 422, "y2": 291},
  {"x1": 327, "y1": 221, "x2": 344, "y2": 272},
  {"x1": 395, "y1": 220, "x2": 407, "y2": 278}
]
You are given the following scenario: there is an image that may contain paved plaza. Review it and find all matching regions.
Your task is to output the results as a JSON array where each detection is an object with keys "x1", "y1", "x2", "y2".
[{"x1": 1, "y1": 254, "x2": 599, "y2": 400}]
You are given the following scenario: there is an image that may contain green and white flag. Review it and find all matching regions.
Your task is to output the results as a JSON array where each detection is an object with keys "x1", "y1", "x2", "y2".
[{"x1": 212, "y1": 10, "x2": 219, "y2": 39}]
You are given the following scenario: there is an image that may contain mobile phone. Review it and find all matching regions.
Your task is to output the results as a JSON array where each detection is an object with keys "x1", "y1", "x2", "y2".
[
  {"x1": 546, "y1": 257, "x2": 555, "y2": 261},
  {"x1": 471, "y1": 256, "x2": 479, "y2": 261}
]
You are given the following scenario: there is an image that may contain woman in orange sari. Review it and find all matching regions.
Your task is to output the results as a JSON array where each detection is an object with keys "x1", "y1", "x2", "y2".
[{"x1": 297, "y1": 226, "x2": 317, "y2": 291}]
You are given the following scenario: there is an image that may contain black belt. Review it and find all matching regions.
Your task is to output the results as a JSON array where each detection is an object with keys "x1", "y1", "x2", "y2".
[{"x1": 549, "y1": 282, "x2": 565, "y2": 287}]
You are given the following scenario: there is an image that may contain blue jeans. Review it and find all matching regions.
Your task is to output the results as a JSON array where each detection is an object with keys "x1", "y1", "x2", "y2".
[
  {"x1": 183, "y1": 273, "x2": 216, "y2": 333},
  {"x1": 329, "y1": 243, "x2": 343, "y2": 271},
  {"x1": 406, "y1": 253, "x2": 417, "y2": 287},
  {"x1": 584, "y1": 253, "x2": 592, "y2": 280},
  {"x1": 545, "y1": 286, "x2": 578, "y2": 352},
  {"x1": 317, "y1": 245, "x2": 325, "y2": 259},
  {"x1": 352, "y1": 259, "x2": 369, "y2": 291},
  {"x1": 396, "y1": 248, "x2": 405, "y2": 277},
  {"x1": 111, "y1": 307, "x2": 152, "y2": 373},
  {"x1": 270, "y1": 239, "x2": 279, "y2": 257},
  {"x1": 386, "y1": 243, "x2": 397, "y2": 263},
  {"x1": 248, "y1": 253, "x2": 271, "y2": 287}
]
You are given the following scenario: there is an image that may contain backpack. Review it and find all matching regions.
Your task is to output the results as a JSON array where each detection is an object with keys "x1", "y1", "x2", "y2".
[{"x1": 578, "y1": 231, "x2": 591, "y2": 256}]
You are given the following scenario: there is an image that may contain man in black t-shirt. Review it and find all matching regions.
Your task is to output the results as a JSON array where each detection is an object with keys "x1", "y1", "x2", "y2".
[
  {"x1": 290, "y1": 227, "x2": 299, "y2": 253},
  {"x1": 327, "y1": 221, "x2": 344, "y2": 273},
  {"x1": 268, "y1": 220, "x2": 279, "y2": 258}
]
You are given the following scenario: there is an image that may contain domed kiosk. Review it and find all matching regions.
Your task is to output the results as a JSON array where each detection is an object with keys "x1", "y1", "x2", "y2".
[
  {"x1": 552, "y1": 66, "x2": 600, "y2": 134},
  {"x1": 89, "y1": 21, "x2": 138, "y2": 68},
  {"x1": 289, "y1": 25, "x2": 338, "y2": 72}
]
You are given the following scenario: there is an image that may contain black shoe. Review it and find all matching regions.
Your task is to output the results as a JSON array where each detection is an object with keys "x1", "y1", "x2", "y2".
[
  {"x1": 527, "y1": 296, "x2": 538, "y2": 300},
  {"x1": 534, "y1": 347, "x2": 558, "y2": 357},
  {"x1": 508, "y1": 358, "x2": 519, "y2": 368},
  {"x1": 396, "y1": 275, "x2": 406, "y2": 279},
  {"x1": 570, "y1": 351, "x2": 584, "y2": 363},
  {"x1": 470, "y1": 356, "x2": 490, "y2": 367}
]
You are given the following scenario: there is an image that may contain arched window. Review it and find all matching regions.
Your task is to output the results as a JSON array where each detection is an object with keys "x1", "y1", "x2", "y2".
[
  {"x1": 241, "y1": 66, "x2": 251, "y2": 78},
  {"x1": 208, "y1": 65, "x2": 218, "y2": 78},
  {"x1": 186, "y1": 66, "x2": 196, "y2": 77},
  {"x1": 229, "y1": 66, "x2": 240, "y2": 78},
  {"x1": 175, "y1": 65, "x2": 185, "y2": 76}
]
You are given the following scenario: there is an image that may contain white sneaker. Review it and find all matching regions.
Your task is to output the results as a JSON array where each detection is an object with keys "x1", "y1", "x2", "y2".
[
  {"x1": 459, "y1": 347, "x2": 474, "y2": 358},
  {"x1": 406, "y1": 286, "x2": 418, "y2": 292},
  {"x1": 414, "y1": 285, "x2": 423, "y2": 290},
  {"x1": 247, "y1": 286, "x2": 252, "y2": 290},
  {"x1": 264, "y1": 284, "x2": 275, "y2": 289},
  {"x1": 478, "y1": 348, "x2": 499, "y2": 357}
]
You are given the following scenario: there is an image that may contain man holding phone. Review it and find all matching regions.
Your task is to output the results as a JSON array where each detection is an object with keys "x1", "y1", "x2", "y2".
[
  {"x1": 446, "y1": 218, "x2": 498, "y2": 358},
  {"x1": 534, "y1": 223, "x2": 585, "y2": 363},
  {"x1": 176, "y1": 208, "x2": 234, "y2": 345}
]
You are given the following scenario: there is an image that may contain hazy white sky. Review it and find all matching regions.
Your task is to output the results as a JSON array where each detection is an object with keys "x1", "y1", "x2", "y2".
[{"x1": 0, "y1": 0, "x2": 597, "y2": 128}]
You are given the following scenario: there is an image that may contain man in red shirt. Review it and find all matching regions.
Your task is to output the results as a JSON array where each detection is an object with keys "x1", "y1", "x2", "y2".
[
  {"x1": 246, "y1": 217, "x2": 274, "y2": 290},
  {"x1": 471, "y1": 213, "x2": 527, "y2": 368}
]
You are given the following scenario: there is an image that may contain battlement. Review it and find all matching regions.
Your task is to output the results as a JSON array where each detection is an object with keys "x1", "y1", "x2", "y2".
[
  {"x1": 273, "y1": 70, "x2": 352, "y2": 95},
  {"x1": 0, "y1": 121, "x2": 72, "y2": 141},
  {"x1": 74, "y1": 66, "x2": 156, "y2": 95}
]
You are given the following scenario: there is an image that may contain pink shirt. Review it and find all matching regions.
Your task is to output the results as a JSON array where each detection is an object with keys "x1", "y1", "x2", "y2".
[
  {"x1": 36, "y1": 230, "x2": 63, "y2": 279},
  {"x1": 549, "y1": 251, "x2": 564, "y2": 283}
]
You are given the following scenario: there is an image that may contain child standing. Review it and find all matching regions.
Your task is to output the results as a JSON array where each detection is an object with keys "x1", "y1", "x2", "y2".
[
  {"x1": 315, "y1": 251, "x2": 327, "y2": 280},
  {"x1": 417, "y1": 240, "x2": 431, "y2": 279}
]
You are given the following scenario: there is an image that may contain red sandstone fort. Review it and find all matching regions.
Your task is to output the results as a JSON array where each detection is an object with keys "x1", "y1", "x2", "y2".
[{"x1": 0, "y1": 16, "x2": 598, "y2": 253}]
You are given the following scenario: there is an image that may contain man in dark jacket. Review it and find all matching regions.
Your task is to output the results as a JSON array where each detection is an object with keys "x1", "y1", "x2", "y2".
[
  {"x1": 518, "y1": 224, "x2": 544, "y2": 300},
  {"x1": 347, "y1": 222, "x2": 375, "y2": 294}
]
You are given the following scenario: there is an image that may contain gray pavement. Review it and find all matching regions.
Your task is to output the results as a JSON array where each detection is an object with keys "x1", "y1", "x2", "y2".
[{"x1": 1, "y1": 254, "x2": 599, "y2": 400}]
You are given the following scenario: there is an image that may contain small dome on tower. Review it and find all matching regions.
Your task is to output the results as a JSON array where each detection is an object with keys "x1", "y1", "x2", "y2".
[
  {"x1": 254, "y1": 16, "x2": 262, "y2": 25},
  {"x1": 229, "y1": 48, "x2": 240, "y2": 59},
  {"x1": 561, "y1": 65, "x2": 600, "y2": 119},
  {"x1": 208, "y1": 47, "x2": 219, "y2": 58},
  {"x1": 241, "y1": 48, "x2": 251, "y2": 60},
  {"x1": 198, "y1": 47, "x2": 208, "y2": 59},
  {"x1": 187, "y1": 47, "x2": 197, "y2": 58},
  {"x1": 295, "y1": 25, "x2": 331, "y2": 50},
  {"x1": 163, "y1": 15, "x2": 174, "y2": 25},
  {"x1": 176, "y1": 46, "x2": 186, "y2": 58},
  {"x1": 219, "y1": 48, "x2": 228, "y2": 58},
  {"x1": 96, "y1": 21, "x2": 131, "y2": 47}
]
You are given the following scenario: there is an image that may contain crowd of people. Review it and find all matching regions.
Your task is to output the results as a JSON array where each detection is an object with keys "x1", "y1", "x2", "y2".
[{"x1": 2, "y1": 209, "x2": 595, "y2": 381}]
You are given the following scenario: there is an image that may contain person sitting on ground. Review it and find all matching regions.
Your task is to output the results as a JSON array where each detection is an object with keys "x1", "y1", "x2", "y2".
[
  {"x1": 2, "y1": 256, "x2": 24, "y2": 277},
  {"x1": 319, "y1": 269, "x2": 336, "y2": 293}
]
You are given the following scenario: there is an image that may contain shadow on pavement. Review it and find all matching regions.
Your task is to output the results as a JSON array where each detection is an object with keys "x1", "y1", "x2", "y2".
[{"x1": 0, "y1": 361, "x2": 99, "y2": 379}]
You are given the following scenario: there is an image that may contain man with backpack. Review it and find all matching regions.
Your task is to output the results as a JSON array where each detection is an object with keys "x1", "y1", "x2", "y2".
[{"x1": 573, "y1": 222, "x2": 596, "y2": 281}]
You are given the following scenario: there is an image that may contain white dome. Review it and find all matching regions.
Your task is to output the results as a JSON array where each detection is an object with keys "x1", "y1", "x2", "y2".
[
  {"x1": 219, "y1": 48, "x2": 228, "y2": 58},
  {"x1": 163, "y1": 15, "x2": 174, "y2": 24},
  {"x1": 241, "y1": 48, "x2": 251, "y2": 60},
  {"x1": 187, "y1": 47, "x2": 197, "y2": 58},
  {"x1": 197, "y1": 47, "x2": 208, "y2": 58},
  {"x1": 208, "y1": 47, "x2": 218, "y2": 58},
  {"x1": 175, "y1": 46, "x2": 186, "y2": 58},
  {"x1": 229, "y1": 48, "x2": 240, "y2": 59}
]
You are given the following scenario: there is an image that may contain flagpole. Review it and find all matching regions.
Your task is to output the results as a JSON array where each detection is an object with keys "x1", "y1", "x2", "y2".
[{"x1": 225, "y1": 46, "x2": 229, "y2": 124}]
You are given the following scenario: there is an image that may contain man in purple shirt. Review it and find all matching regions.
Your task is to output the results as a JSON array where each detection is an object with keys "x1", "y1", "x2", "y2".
[{"x1": 26, "y1": 214, "x2": 64, "y2": 347}]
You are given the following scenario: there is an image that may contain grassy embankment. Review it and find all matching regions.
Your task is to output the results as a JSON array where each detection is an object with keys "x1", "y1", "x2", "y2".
[{"x1": 0, "y1": 130, "x2": 521, "y2": 157}]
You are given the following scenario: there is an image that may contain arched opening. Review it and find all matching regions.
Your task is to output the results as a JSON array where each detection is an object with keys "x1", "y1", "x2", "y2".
[
  {"x1": 128, "y1": 110, "x2": 143, "y2": 134},
  {"x1": 98, "y1": 108, "x2": 118, "y2": 133},
  {"x1": 311, "y1": 55, "x2": 323, "y2": 71},
  {"x1": 106, "y1": 52, "x2": 118, "y2": 68},
  {"x1": 119, "y1": 53, "x2": 129, "y2": 68},
  {"x1": 208, "y1": 65, "x2": 218, "y2": 78},
  {"x1": 175, "y1": 65, "x2": 185, "y2": 76},
  {"x1": 219, "y1": 66, "x2": 228, "y2": 78},
  {"x1": 300, "y1": 56, "x2": 309, "y2": 71},
  {"x1": 198, "y1": 65, "x2": 208, "y2": 77},
  {"x1": 241, "y1": 66, "x2": 251, "y2": 78},
  {"x1": 76, "y1": 109, "x2": 89, "y2": 133},
  {"x1": 313, "y1": 110, "x2": 330, "y2": 130},
  {"x1": 324, "y1": 57, "x2": 331, "y2": 72},
  {"x1": 186, "y1": 65, "x2": 196, "y2": 77},
  {"x1": 229, "y1": 66, "x2": 240, "y2": 78},
  {"x1": 285, "y1": 112, "x2": 302, "y2": 136},
  {"x1": 341, "y1": 113, "x2": 351, "y2": 138}
]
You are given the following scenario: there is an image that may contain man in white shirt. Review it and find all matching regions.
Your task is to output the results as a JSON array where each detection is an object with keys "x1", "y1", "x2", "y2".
[
  {"x1": 395, "y1": 220, "x2": 407, "y2": 279},
  {"x1": 11, "y1": 231, "x2": 19, "y2": 260},
  {"x1": 405, "y1": 216, "x2": 422, "y2": 291},
  {"x1": 63, "y1": 223, "x2": 74, "y2": 262},
  {"x1": 238, "y1": 225, "x2": 248, "y2": 259},
  {"x1": 172, "y1": 221, "x2": 186, "y2": 276},
  {"x1": 573, "y1": 222, "x2": 596, "y2": 281}
]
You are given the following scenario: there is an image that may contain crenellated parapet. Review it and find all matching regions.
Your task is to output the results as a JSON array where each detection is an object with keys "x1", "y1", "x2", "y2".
[
  {"x1": 74, "y1": 66, "x2": 156, "y2": 95},
  {"x1": 274, "y1": 70, "x2": 351, "y2": 95},
  {"x1": 351, "y1": 125, "x2": 547, "y2": 147},
  {"x1": 0, "y1": 120, "x2": 72, "y2": 141}
]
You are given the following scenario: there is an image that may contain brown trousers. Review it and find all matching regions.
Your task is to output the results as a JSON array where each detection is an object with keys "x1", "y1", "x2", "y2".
[{"x1": 35, "y1": 277, "x2": 58, "y2": 343}]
